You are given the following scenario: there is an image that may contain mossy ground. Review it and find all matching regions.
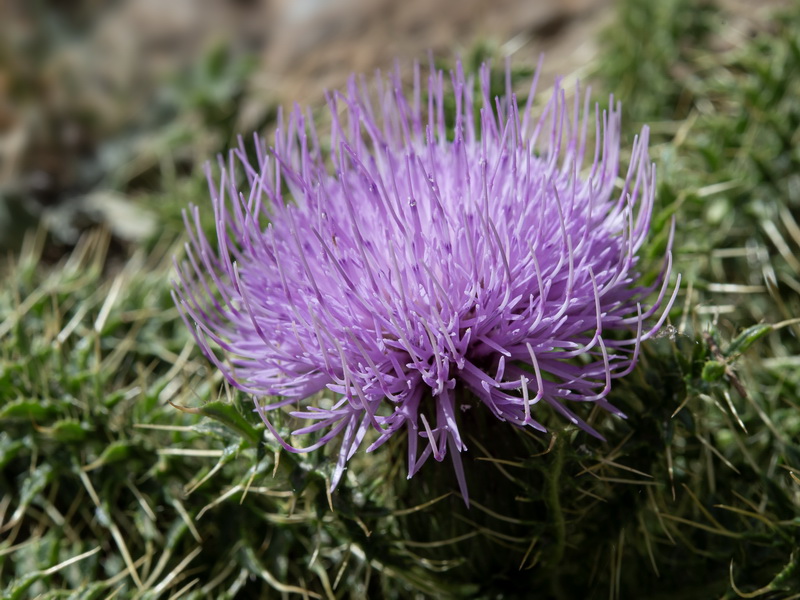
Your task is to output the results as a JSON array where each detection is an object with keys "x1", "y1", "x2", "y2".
[{"x1": 2, "y1": 1, "x2": 800, "y2": 598}]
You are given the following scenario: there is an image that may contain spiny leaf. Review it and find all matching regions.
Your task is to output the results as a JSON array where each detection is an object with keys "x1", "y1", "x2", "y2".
[
  {"x1": 724, "y1": 324, "x2": 773, "y2": 359},
  {"x1": 83, "y1": 440, "x2": 133, "y2": 471},
  {"x1": 170, "y1": 400, "x2": 262, "y2": 446},
  {"x1": 0, "y1": 431, "x2": 26, "y2": 469},
  {"x1": 701, "y1": 360, "x2": 727, "y2": 383},
  {"x1": 0, "y1": 399, "x2": 58, "y2": 421},
  {"x1": 47, "y1": 419, "x2": 90, "y2": 443},
  {"x1": 17, "y1": 463, "x2": 54, "y2": 512},
  {"x1": 2, "y1": 572, "x2": 40, "y2": 600}
]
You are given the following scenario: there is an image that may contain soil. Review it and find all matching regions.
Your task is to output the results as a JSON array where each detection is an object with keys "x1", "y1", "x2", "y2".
[{"x1": 261, "y1": 0, "x2": 614, "y2": 107}]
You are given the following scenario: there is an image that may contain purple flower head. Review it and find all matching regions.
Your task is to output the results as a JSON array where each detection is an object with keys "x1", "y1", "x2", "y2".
[{"x1": 173, "y1": 59, "x2": 679, "y2": 504}]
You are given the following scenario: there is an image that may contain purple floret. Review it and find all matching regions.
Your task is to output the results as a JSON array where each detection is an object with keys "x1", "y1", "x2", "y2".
[{"x1": 172, "y1": 59, "x2": 679, "y2": 504}]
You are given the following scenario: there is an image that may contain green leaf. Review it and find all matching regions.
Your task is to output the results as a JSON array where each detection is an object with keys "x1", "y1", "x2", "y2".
[
  {"x1": 84, "y1": 440, "x2": 133, "y2": 470},
  {"x1": 2, "y1": 572, "x2": 41, "y2": 600},
  {"x1": 724, "y1": 324, "x2": 773, "y2": 358},
  {"x1": 701, "y1": 360, "x2": 727, "y2": 383},
  {"x1": 49, "y1": 419, "x2": 89, "y2": 443},
  {"x1": 0, "y1": 431, "x2": 26, "y2": 469},
  {"x1": 18, "y1": 463, "x2": 54, "y2": 511},
  {"x1": 0, "y1": 399, "x2": 58, "y2": 421},
  {"x1": 192, "y1": 420, "x2": 238, "y2": 443},
  {"x1": 171, "y1": 400, "x2": 261, "y2": 446},
  {"x1": 66, "y1": 581, "x2": 109, "y2": 600}
]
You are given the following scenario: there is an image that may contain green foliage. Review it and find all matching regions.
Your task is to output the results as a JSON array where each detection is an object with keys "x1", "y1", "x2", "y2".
[
  {"x1": 3, "y1": 1, "x2": 800, "y2": 598},
  {"x1": 591, "y1": 1, "x2": 800, "y2": 598},
  {"x1": 0, "y1": 231, "x2": 368, "y2": 598},
  {"x1": 600, "y1": 0, "x2": 716, "y2": 123}
]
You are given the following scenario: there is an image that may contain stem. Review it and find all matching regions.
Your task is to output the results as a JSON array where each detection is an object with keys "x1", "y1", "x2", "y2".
[{"x1": 546, "y1": 432, "x2": 566, "y2": 598}]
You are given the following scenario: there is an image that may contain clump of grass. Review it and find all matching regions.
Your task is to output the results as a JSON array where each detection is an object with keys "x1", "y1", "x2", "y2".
[
  {"x1": 0, "y1": 229, "x2": 521, "y2": 599},
  {"x1": 599, "y1": 0, "x2": 716, "y2": 124},
  {"x1": 0, "y1": 230, "x2": 360, "y2": 598},
  {"x1": 594, "y1": 1, "x2": 800, "y2": 598}
]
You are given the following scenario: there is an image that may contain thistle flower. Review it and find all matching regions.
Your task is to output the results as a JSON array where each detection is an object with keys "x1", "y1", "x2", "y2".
[{"x1": 173, "y1": 59, "x2": 679, "y2": 504}]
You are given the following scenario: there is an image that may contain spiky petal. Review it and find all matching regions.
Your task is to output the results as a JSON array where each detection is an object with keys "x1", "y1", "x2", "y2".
[{"x1": 172, "y1": 60, "x2": 679, "y2": 504}]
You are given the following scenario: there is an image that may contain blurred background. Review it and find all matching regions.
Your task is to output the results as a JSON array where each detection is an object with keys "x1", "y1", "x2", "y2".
[
  {"x1": 0, "y1": 0, "x2": 617, "y2": 255},
  {"x1": 0, "y1": 0, "x2": 788, "y2": 256}
]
